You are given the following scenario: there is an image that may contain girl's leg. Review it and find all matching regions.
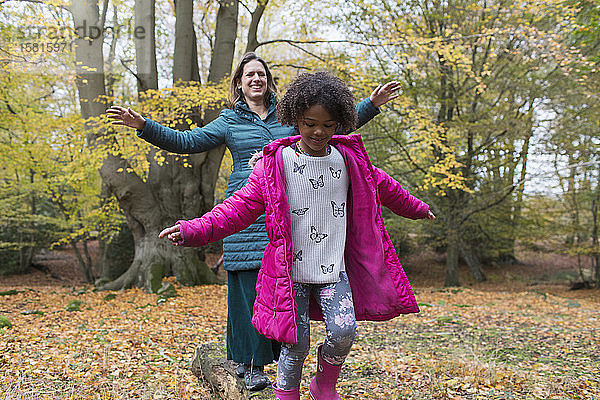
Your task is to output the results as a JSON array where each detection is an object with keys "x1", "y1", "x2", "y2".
[
  {"x1": 315, "y1": 271, "x2": 357, "y2": 365},
  {"x1": 309, "y1": 272, "x2": 356, "y2": 399},
  {"x1": 277, "y1": 282, "x2": 311, "y2": 390}
]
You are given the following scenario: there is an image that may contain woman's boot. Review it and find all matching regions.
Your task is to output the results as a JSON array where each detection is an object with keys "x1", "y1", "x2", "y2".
[{"x1": 309, "y1": 345, "x2": 342, "y2": 400}]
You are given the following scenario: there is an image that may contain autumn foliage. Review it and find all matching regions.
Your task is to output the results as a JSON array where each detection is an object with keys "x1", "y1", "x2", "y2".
[{"x1": 1, "y1": 253, "x2": 599, "y2": 399}]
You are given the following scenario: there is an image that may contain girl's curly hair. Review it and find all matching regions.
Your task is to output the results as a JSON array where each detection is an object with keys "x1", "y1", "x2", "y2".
[{"x1": 277, "y1": 71, "x2": 357, "y2": 134}]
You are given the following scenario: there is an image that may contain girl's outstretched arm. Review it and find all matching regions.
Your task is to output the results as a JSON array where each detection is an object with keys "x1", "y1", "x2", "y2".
[
  {"x1": 159, "y1": 224, "x2": 183, "y2": 245},
  {"x1": 159, "y1": 159, "x2": 266, "y2": 247},
  {"x1": 373, "y1": 167, "x2": 432, "y2": 220}
]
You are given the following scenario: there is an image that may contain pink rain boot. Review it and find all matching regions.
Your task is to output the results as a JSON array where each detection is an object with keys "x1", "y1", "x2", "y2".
[
  {"x1": 272, "y1": 383, "x2": 300, "y2": 400},
  {"x1": 309, "y1": 345, "x2": 342, "y2": 400}
]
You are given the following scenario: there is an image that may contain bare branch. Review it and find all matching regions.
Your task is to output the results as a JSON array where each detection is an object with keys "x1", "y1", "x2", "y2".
[
  {"x1": 2, "y1": 0, "x2": 70, "y2": 12},
  {"x1": 120, "y1": 58, "x2": 144, "y2": 88},
  {"x1": 245, "y1": 0, "x2": 269, "y2": 53},
  {"x1": 99, "y1": 0, "x2": 109, "y2": 31},
  {"x1": 460, "y1": 183, "x2": 517, "y2": 224},
  {"x1": 269, "y1": 63, "x2": 311, "y2": 71},
  {"x1": 256, "y1": 38, "x2": 380, "y2": 50}
]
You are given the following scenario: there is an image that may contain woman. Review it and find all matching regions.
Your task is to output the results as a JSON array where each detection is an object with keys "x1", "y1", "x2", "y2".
[{"x1": 106, "y1": 52, "x2": 401, "y2": 391}]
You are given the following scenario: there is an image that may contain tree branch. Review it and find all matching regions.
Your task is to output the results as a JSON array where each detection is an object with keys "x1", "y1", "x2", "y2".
[
  {"x1": 2, "y1": 0, "x2": 70, "y2": 12},
  {"x1": 99, "y1": 0, "x2": 109, "y2": 31},
  {"x1": 460, "y1": 182, "x2": 518, "y2": 224},
  {"x1": 120, "y1": 58, "x2": 145, "y2": 89},
  {"x1": 245, "y1": 0, "x2": 269, "y2": 53}
]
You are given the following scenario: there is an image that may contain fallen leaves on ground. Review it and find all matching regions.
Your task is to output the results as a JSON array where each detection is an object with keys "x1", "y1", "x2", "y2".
[{"x1": 0, "y1": 281, "x2": 598, "y2": 399}]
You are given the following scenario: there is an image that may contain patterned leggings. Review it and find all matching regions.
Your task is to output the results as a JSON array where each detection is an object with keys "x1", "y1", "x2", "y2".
[{"x1": 276, "y1": 271, "x2": 357, "y2": 390}]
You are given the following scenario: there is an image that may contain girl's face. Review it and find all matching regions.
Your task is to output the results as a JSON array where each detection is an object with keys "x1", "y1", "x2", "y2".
[
  {"x1": 297, "y1": 104, "x2": 339, "y2": 157},
  {"x1": 238, "y1": 60, "x2": 267, "y2": 103}
]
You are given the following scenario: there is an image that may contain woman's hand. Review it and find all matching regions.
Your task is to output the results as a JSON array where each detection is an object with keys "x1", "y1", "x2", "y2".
[
  {"x1": 159, "y1": 224, "x2": 182, "y2": 246},
  {"x1": 106, "y1": 106, "x2": 146, "y2": 130},
  {"x1": 426, "y1": 210, "x2": 436, "y2": 220},
  {"x1": 369, "y1": 81, "x2": 403, "y2": 107}
]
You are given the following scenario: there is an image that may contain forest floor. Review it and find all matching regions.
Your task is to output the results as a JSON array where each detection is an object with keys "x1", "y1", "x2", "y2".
[{"x1": 0, "y1": 247, "x2": 598, "y2": 399}]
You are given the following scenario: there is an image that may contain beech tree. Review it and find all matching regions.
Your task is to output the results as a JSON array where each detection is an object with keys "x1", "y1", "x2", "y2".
[{"x1": 306, "y1": 0, "x2": 588, "y2": 286}]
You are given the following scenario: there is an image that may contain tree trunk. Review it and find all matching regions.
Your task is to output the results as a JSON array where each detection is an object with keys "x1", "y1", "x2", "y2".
[
  {"x1": 70, "y1": 0, "x2": 107, "y2": 121},
  {"x1": 98, "y1": 222, "x2": 134, "y2": 284},
  {"x1": 191, "y1": 343, "x2": 274, "y2": 400},
  {"x1": 97, "y1": 153, "x2": 220, "y2": 289},
  {"x1": 208, "y1": 0, "x2": 238, "y2": 85},
  {"x1": 71, "y1": 0, "x2": 252, "y2": 291},
  {"x1": 71, "y1": 239, "x2": 94, "y2": 283},
  {"x1": 71, "y1": 0, "x2": 219, "y2": 290},
  {"x1": 592, "y1": 174, "x2": 599, "y2": 288},
  {"x1": 100, "y1": 234, "x2": 218, "y2": 291},
  {"x1": 174, "y1": 0, "x2": 200, "y2": 83},
  {"x1": 245, "y1": 0, "x2": 269, "y2": 53},
  {"x1": 459, "y1": 243, "x2": 486, "y2": 282},
  {"x1": 445, "y1": 193, "x2": 461, "y2": 287},
  {"x1": 135, "y1": 0, "x2": 158, "y2": 92}
]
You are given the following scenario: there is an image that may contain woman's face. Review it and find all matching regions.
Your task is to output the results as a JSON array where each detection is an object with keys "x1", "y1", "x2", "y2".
[{"x1": 238, "y1": 60, "x2": 267, "y2": 104}]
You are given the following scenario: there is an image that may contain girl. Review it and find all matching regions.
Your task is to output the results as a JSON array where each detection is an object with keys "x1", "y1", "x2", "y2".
[
  {"x1": 107, "y1": 53, "x2": 401, "y2": 391},
  {"x1": 159, "y1": 71, "x2": 435, "y2": 400}
]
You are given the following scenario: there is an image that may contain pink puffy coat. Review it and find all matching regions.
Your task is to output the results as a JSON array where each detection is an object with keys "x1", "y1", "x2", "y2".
[{"x1": 177, "y1": 134, "x2": 430, "y2": 344}]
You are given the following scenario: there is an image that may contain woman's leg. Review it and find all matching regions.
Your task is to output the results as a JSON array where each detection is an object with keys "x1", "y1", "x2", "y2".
[
  {"x1": 276, "y1": 282, "x2": 312, "y2": 390},
  {"x1": 227, "y1": 270, "x2": 280, "y2": 390}
]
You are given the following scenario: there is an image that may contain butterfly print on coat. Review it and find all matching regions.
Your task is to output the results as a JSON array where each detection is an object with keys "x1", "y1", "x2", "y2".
[
  {"x1": 293, "y1": 162, "x2": 306, "y2": 175},
  {"x1": 293, "y1": 250, "x2": 303, "y2": 262},
  {"x1": 309, "y1": 226, "x2": 328, "y2": 243},
  {"x1": 321, "y1": 264, "x2": 334, "y2": 274},
  {"x1": 329, "y1": 166, "x2": 342, "y2": 179},
  {"x1": 309, "y1": 175, "x2": 324, "y2": 189},
  {"x1": 292, "y1": 207, "x2": 309, "y2": 216},
  {"x1": 331, "y1": 201, "x2": 345, "y2": 218}
]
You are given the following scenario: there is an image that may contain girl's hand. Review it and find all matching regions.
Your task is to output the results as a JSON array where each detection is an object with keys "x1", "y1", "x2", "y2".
[
  {"x1": 369, "y1": 81, "x2": 402, "y2": 107},
  {"x1": 106, "y1": 106, "x2": 146, "y2": 130},
  {"x1": 159, "y1": 224, "x2": 182, "y2": 246},
  {"x1": 426, "y1": 210, "x2": 436, "y2": 220}
]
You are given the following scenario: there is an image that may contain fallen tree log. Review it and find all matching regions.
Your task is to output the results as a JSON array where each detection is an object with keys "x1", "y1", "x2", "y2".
[{"x1": 191, "y1": 343, "x2": 275, "y2": 399}]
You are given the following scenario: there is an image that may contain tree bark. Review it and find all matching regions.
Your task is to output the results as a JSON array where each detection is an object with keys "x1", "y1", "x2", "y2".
[
  {"x1": 191, "y1": 343, "x2": 274, "y2": 400},
  {"x1": 208, "y1": 0, "x2": 238, "y2": 85},
  {"x1": 70, "y1": 0, "x2": 107, "y2": 122},
  {"x1": 174, "y1": 0, "x2": 200, "y2": 83},
  {"x1": 70, "y1": 239, "x2": 94, "y2": 283},
  {"x1": 459, "y1": 242, "x2": 486, "y2": 282},
  {"x1": 135, "y1": 0, "x2": 158, "y2": 92},
  {"x1": 245, "y1": 0, "x2": 269, "y2": 53},
  {"x1": 445, "y1": 191, "x2": 461, "y2": 287},
  {"x1": 70, "y1": 0, "x2": 253, "y2": 290}
]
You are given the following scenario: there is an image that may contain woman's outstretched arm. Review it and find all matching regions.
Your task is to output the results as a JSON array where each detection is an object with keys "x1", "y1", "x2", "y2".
[
  {"x1": 356, "y1": 81, "x2": 403, "y2": 129},
  {"x1": 106, "y1": 105, "x2": 227, "y2": 154}
]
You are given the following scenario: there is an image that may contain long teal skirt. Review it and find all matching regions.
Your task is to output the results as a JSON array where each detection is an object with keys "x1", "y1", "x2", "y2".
[{"x1": 226, "y1": 269, "x2": 281, "y2": 366}]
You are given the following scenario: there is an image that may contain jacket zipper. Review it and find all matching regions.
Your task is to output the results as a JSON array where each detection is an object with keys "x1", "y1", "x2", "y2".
[{"x1": 273, "y1": 279, "x2": 277, "y2": 319}]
